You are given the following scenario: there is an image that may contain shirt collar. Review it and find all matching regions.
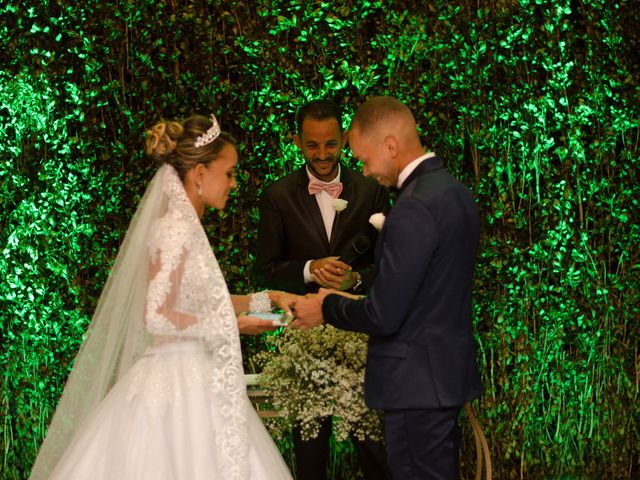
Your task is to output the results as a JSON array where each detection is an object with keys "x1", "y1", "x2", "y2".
[{"x1": 397, "y1": 152, "x2": 436, "y2": 189}]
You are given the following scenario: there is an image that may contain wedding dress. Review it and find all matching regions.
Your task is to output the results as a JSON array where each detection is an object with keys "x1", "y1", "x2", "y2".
[{"x1": 29, "y1": 165, "x2": 292, "y2": 480}]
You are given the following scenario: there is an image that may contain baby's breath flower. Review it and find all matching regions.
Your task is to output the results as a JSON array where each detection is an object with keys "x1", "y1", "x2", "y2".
[{"x1": 253, "y1": 325, "x2": 383, "y2": 441}]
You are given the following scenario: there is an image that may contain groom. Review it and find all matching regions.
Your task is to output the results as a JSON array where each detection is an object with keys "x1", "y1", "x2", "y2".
[
  {"x1": 291, "y1": 96, "x2": 483, "y2": 479},
  {"x1": 256, "y1": 99, "x2": 391, "y2": 480}
]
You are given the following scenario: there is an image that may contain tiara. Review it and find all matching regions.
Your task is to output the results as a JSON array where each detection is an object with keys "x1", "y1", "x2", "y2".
[{"x1": 194, "y1": 114, "x2": 221, "y2": 148}]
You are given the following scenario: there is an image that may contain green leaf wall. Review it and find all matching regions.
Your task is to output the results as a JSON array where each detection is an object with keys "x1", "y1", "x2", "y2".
[{"x1": 1, "y1": 1, "x2": 638, "y2": 478}]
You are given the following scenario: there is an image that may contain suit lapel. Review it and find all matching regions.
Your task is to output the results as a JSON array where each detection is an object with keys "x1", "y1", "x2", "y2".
[
  {"x1": 376, "y1": 157, "x2": 442, "y2": 261},
  {"x1": 329, "y1": 166, "x2": 352, "y2": 251}
]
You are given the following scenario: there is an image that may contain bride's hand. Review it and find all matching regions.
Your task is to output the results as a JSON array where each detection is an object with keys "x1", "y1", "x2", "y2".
[
  {"x1": 237, "y1": 314, "x2": 282, "y2": 335},
  {"x1": 268, "y1": 290, "x2": 302, "y2": 315}
]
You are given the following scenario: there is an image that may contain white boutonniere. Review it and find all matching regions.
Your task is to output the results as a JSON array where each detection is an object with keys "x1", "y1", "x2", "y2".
[
  {"x1": 369, "y1": 213, "x2": 385, "y2": 231},
  {"x1": 332, "y1": 198, "x2": 348, "y2": 212}
]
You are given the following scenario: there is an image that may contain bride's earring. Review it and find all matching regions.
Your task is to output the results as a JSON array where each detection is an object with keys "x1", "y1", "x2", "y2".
[{"x1": 197, "y1": 183, "x2": 203, "y2": 196}]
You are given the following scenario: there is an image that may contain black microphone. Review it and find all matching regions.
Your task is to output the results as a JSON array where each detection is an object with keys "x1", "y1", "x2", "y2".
[{"x1": 340, "y1": 235, "x2": 371, "y2": 265}]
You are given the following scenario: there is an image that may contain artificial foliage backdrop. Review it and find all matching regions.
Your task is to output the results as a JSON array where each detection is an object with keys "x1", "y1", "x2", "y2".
[{"x1": 1, "y1": 0, "x2": 638, "y2": 478}]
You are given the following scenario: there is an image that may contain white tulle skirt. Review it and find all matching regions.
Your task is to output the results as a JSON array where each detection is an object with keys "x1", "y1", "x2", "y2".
[{"x1": 48, "y1": 341, "x2": 292, "y2": 480}]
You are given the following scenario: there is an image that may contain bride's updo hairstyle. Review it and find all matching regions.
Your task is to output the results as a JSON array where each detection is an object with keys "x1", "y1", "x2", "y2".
[{"x1": 145, "y1": 114, "x2": 236, "y2": 180}]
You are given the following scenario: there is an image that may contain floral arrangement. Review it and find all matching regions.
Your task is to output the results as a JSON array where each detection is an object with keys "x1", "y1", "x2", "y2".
[{"x1": 253, "y1": 325, "x2": 383, "y2": 442}]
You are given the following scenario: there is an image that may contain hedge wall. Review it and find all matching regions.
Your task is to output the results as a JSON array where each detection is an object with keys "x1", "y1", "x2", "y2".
[{"x1": 1, "y1": 0, "x2": 638, "y2": 478}]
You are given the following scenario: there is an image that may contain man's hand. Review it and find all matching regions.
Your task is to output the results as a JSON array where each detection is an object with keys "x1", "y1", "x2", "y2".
[
  {"x1": 290, "y1": 289, "x2": 332, "y2": 330},
  {"x1": 237, "y1": 314, "x2": 282, "y2": 335},
  {"x1": 310, "y1": 256, "x2": 352, "y2": 290},
  {"x1": 313, "y1": 269, "x2": 359, "y2": 291}
]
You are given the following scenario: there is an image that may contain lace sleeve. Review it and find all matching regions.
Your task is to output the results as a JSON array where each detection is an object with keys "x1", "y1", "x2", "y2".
[{"x1": 145, "y1": 218, "x2": 198, "y2": 333}]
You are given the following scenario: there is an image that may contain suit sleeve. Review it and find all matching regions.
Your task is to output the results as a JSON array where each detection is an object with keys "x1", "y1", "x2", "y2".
[
  {"x1": 255, "y1": 187, "x2": 307, "y2": 294},
  {"x1": 323, "y1": 197, "x2": 435, "y2": 335}
]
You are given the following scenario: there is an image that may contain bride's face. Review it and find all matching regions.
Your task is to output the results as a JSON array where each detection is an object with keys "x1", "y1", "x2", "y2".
[{"x1": 202, "y1": 143, "x2": 238, "y2": 210}]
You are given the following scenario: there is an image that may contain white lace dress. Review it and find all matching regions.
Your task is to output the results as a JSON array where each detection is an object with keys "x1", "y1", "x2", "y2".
[{"x1": 46, "y1": 169, "x2": 292, "y2": 480}]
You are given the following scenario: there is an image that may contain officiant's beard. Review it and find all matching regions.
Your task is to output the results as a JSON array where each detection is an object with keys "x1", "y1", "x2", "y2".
[{"x1": 306, "y1": 154, "x2": 340, "y2": 182}]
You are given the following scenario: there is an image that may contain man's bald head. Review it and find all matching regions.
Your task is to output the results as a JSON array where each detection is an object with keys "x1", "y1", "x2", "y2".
[
  {"x1": 347, "y1": 96, "x2": 425, "y2": 187},
  {"x1": 350, "y1": 96, "x2": 420, "y2": 147}
]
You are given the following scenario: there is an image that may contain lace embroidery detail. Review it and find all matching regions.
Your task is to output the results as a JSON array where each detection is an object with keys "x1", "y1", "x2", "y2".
[
  {"x1": 125, "y1": 352, "x2": 199, "y2": 417},
  {"x1": 138, "y1": 167, "x2": 249, "y2": 479},
  {"x1": 249, "y1": 290, "x2": 271, "y2": 313}
]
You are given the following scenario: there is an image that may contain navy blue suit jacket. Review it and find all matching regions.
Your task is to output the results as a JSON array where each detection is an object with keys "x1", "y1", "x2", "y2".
[{"x1": 322, "y1": 156, "x2": 483, "y2": 410}]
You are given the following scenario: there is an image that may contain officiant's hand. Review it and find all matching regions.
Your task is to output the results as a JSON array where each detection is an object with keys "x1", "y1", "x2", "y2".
[
  {"x1": 290, "y1": 289, "x2": 331, "y2": 330},
  {"x1": 310, "y1": 256, "x2": 352, "y2": 290},
  {"x1": 312, "y1": 268, "x2": 359, "y2": 291},
  {"x1": 237, "y1": 314, "x2": 282, "y2": 335}
]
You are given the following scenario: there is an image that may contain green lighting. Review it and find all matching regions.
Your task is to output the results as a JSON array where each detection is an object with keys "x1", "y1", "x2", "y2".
[{"x1": 1, "y1": 1, "x2": 638, "y2": 478}]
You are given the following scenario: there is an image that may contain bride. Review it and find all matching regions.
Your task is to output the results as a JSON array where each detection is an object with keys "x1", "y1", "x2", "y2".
[{"x1": 29, "y1": 114, "x2": 294, "y2": 479}]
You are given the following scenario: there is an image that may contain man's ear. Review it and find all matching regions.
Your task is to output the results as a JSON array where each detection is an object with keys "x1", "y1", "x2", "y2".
[
  {"x1": 294, "y1": 134, "x2": 302, "y2": 151},
  {"x1": 383, "y1": 135, "x2": 399, "y2": 158},
  {"x1": 340, "y1": 130, "x2": 348, "y2": 148}
]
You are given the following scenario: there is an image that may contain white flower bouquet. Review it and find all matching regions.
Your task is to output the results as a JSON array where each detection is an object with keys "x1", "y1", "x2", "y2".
[{"x1": 253, "y1": 325, "x2": 383, "y2": 442}]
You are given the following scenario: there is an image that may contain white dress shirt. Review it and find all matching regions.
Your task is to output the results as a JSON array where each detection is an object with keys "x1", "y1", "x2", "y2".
[{"x1": 304, "y1": 166, "x2": 342, "y2": 283}]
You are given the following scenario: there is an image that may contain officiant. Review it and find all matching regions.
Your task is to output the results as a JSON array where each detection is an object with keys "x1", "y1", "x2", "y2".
[{"x1": 255, "y1": 99, "x2": 391, "y2": 480}]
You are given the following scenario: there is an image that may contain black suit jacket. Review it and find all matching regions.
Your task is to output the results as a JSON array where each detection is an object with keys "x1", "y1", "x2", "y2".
[
  {"x1": 256, "y1": 165, "x2": 390, "y2": 295},
  {"x1": 322, "y1": 156, "x2": 483, "y2": 410}
]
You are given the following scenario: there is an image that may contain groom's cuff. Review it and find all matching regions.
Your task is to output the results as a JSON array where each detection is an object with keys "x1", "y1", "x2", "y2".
[{"x1": 322, "y1": 292, "x2": 350, "y2": 328}]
